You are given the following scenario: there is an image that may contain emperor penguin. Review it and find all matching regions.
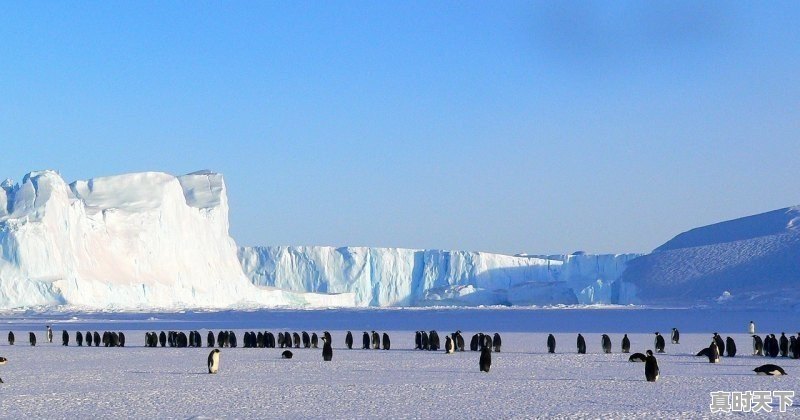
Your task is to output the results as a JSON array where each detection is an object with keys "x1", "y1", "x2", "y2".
[
  {"x1": 654, "y1": 332, "x2": 665, "y2": 353},
  {"x1": 493, "y1": 333, "x2": 502, "y2": 353},
  {"x1": 547, "y1": 334, "x2": 556, "y2": 353},
  {"x1": 62, "y1": 330, "x2": 69, "y2": 346},
  {"x1": 323, "y1": 331, "x2": 332, "y2": 344},
  {"x1": 629, "y1": 353, "x2": 647, "y2": 362},
  {"x1": 708, "y1": 341, "x2": 720, "y2": 363},
  {"x1": 445, "y1": 336, "x2": 455, "y2": 354},
  {"x1": 713, "y1": 333, "x2": 725, "y2": 356},
  {"x1": 768, "y1": 334, "x2": 780, "y2": 357},
  {"x1": 76, "y1": 331, "x2": 83, "y2": 346},
  {"x1": 311, "y1": 333, "x2": 319, "y2": 349},
  {"x1": 46, "y1": 326, "x2": 53, "y2": 343},
  {"x1": 160, "y1": 331, "x2": 167, "y2": 347},
  {"x1": 576, "y1": 334, "x2": 586, "y2": 354},
  {"x1": 429, "y1": 331, "x2": 440, "y2": 351},
  {"x1": 644, "y1": 350, "x2": 659, "y2": 382},
  {"x1": 93, "y1": 331, "x2": 100, "y2": 347},
  {"x1": 420, "y1": 331, "x2": 429, "y2": 350},
  {"x1": 0, "y1": 356, "x2": 7, "y2": 383},
  {"x1": 302, "y1": 331, "x2": 311, "y2": 348},
  {"x1": 456, "y1": 332, "x2": 465, "y2": 352},
  {"x1": 753, "y1": 335, "x2": 764, "y2": 356},
  {"x1": 671, "y1": 328, "x2": 680, "y2": 344},
  {"x1": 749, "y1": 321, "x2": 755, "y2": 335},
  {"x1": 470, "y1": 334, "x2": 479, "y2": 351},
  {"x1": 277, "y1": 332, "x2": 285, "y2": 348},
  {"x1": 207, "y1": 331, "x2": 215, "y2": 347},
  {"x1": 86, "y1": 331, "x2": 92, "y2": 346},
  {"x1": 362, "y1": 332, "x2": 370, "y2": 349},
  {"x1": 382, "y1": 333, "x2": 391, "y2": 350},
  {"x1": 208, "y1": 349, "x2": 221, "y2": 374},
  {"x1": 479, "y1": 346, "x2": 492, "y2": 372},
  {"x1": 371, "y1": 331, "x2": 380, "y2": 350},
  {"x1": 753, "y1": 364, "x2": 787, "y2": 376},
  {"x1": 621, "y1": 334, "x2": 630, "y2": 353},
  {"x1": 322, "y1": 335, "x2": 333, "y2": 361},
  {"x1": 415, "y1": 331, "x2": 422, "y2": 350},
  {"x1": 7, "y1": 331, "x2": 14, "y2": 346},
  {"x1": 345, "y1": 331, "x2": 353, "y2": 349},
  {"x1": 780, "y1": 333, "x2": 789, "y2": 357},
  {"x1": 283, "y1": 331, "x2": 292, "y2": 348},
  {"x1": 292, "y1": 332, "x2": 301, "y2": 348},
  {"x1": 29, "y1": 332, "x2": 36, "y2": 346},
  {"x1": 726, "y1": 336, "x2": 737, "y2": 357},
  {"x1": 601, "y1": 334, "x2": 612, "y2": 354},
  {"x1": 282, "y1": 350, "x2": 293, "y2": 359}
]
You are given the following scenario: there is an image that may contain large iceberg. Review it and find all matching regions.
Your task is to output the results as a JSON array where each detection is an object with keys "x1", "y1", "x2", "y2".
[
  {"x1": 0, "y1": 170, "x2": 354, "y2": 309},
  {"x1": 238, "y1": 246, "x2": 639, "y2": 306}
]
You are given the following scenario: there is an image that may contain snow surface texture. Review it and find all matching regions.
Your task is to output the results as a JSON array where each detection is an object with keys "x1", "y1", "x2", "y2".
[
  {"x1": 0, "y1": 171, "x2": 354, "y2": 310},
  {"x1": 0, "y1": 309, "x2": 798, "y2": 418},
  {"x1": 239, "y1": 246, "x2": 639, "y2": 306},
  {"x1": 621, "y1": 206, "x2": 800, "y2": 308}
]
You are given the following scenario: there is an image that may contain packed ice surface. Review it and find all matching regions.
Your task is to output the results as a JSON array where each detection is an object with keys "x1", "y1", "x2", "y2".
[
  {"x1": 0, "y1": 170, "x2": 353, "y2": 310},
  {"x1": 621, "y1": 206, "x2": 800, "y2": 308},
  {"x1": 0, "y1": 308, "x2": 798, "y2": 418},
  {"x1": 239, "y1": 246, "x2": 638, "y2": 306}
]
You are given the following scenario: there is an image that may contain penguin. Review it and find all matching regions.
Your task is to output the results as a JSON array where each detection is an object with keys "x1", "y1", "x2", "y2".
[
  {"x1": 86, "y1": 331, "x2": 92, "y2": 347},
  {"x1": 160, "y1": 331, "x2": 167, "y2": 347},
  {"x1": 749, "y1": 321, "x2": 755, "y2": 335},
  {"x1": 420, "y1": 331, "x2": 429, "y2": 350},
  {"x1": 456, "y1": 333, "x2": 465, "y2": 352},
  {"x1": 110, "y1": 332, "x2": 120, "y2": 347},
  {"x1": 477, "y1": 333, "x2": 485, "y2": 350},
  {"x1": 208, "y1": 349, "x2": 220, "y2": 374},
  {"x1": 382, "y1": 333, "x2": 391, "y2": 350},
  {"x1": 283, "y1": 331, "x2": 291, "y2": 348},
  {"x1": 93, "y1": 331, "x2": 100, "y2": 347},
  {"x1": 371, "y1": 331, "x2": 380, "y2": 350},
  {"x1": 629, "y1": 352, "x2": 647, "y2": 362},
  {"x1": 7, "y1": 331, "x2": 14, "y2": 346},
  {"x1": 281, "y1": 350, "x2": 293, "y2": 359},
  {"x1": 768, "y1": 334, "x2": 780, "y2": 357},
  {"x1": 601, "y1": 334, "x2": 611, "y2": 354},
  {"x1": 323, "y1": 331, "x2": 332, "y2": 345},
  {"x1": 445, "y1": 336, "x2": 455, "y2": 354},
  {"x1": 470, "y1": 334, "x2": 479, "y2": 351},
  {"x1": 256, "y1": 331, "x2": 265, "y2": 348},
  {"x1": 754, "y1": 364, "x2": 787, "y2": 376},
  {"x1": 207, "y1": 331, "x2": 215, "y2": 347},
  {"x1": 753, "y1": 335, "x2": 764, "y2": 356},
  {"x1": 493, "y1": 333, "x2": 502, "y2": 352},
  {"x1": 792, "y1": 334, "x2": 800, "y2": 359},
  {"x1": 671, "y1": 328, "x2": 680, "y2": 344},
  {"x1": 102, "y1": 331, "x2": 110, "y2": 347},
  {"x1": 311, "y1": 333, "x2": 319, "y2": 349},
  {"x1": 267, "y1": 332, "x2": 276, "y2": 348},
  {"x1": 292, "y1": 332, "x2": 301, "y2": 348},
  {"x1": 479, "y1": 346, "x2": 492, "y2": 373},
  {"x1": 415, "y1": 331, "x2": 422, "y2": 350},
  {"x1": 189, "y1": 331, "x2": 197, "y2": 348},
  {"x1": 362, "y1": 332, "x2": 370, "y2": 349},
  {"x1": 76, "y1": 331, "x2": 83, "y2": 347},
  {"x1": 29, "y1": 332, "x2": 36, "y2": 346},
  {"x1": 119, "y1": 332, "x2": 126, "y2": 347},
  {"x1": 576, "y1": 334, "x2": 586, "y2": 354},
  {"x1": 696, "y1": 347, "x2": 712, "y2": 358},
  {"x1": 145, "y1": 332, "x2": 153, "y2": 347},
  {"x1": 430, "y1": 331, "x2": 441, "y2": 351},
  {"x1": 62, "y1": 330, "x2": 69, "y2": 346},
  {"x1": 780, "y1": 333, "x2": 789, "y2": 357},
  {"x1": 46, "y1": 325, "x2": 53, "y2": 343},
  {"x1": 176, "y1": 332, "x2": 187, "y2": 348},
  {"x1": 713, "y1": 333, "x2": 725, "y2": 356},
  {"x1": 654, "y1": 332, "x2": 665, "y2": 353},
  {"x1": 345, "y1": 331, "x2": 353, "y2": 349},
  {"x1": 547, "y1": 334, "x2": 556, "y2": 353},
  {"x1": 482, "y1": 334, "x2": 493, "y2": 352},
  {"x1": 277, "y1": 332, "x2": 285, "y2": 348},
  {"x1": 0, "y1": 356, "x2": 6, "y2": 383},
  {"x1": 302, "y1": 331, "x2": 311, "y2": 348},
  {"x1": 322, "y1": 335, "x2": 333, "y2": 361},
  {"x1": 726, "y1": 337, "x2": 737, "y2": 357},
  {"x1": 708, "y1": 341, "x2": 720, "y2": 363},
  {"x1": 644, "y1": 350, "x2": 659, "y2": 382},
  {"x1": 621, "y1": 334, "x2": 630, "y2": 353},
  {"x1": 228, "y1": 331, "x2": 238, "y2": 348}
]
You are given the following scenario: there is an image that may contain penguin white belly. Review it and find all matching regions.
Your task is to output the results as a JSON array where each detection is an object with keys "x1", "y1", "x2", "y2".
[{"x1": 209, "y1": 352, "x2": 220, "y2": 373}]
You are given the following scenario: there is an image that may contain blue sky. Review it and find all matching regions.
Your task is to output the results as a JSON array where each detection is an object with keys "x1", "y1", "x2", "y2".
[{"x1": 1, "y1": 2, "x2": 799, "y2": 255}]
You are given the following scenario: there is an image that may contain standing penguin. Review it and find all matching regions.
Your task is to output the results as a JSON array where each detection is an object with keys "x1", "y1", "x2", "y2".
[
  {"x1": 780, "y1": 333, "x2": 789, "y2": 357},
  {"x1": 420, "y1": 331, "x2": 429, "y2": 350},
  {"x1": 708, "y1": 341, "x2": 720, "y2": 363},
  {"x1": 86, "y1": 331, "x2": 92, "y2": 346},
  {"x1": 362, "y1": 332, "x2": 370, "y2": 349},
  {"x1": 479, "y1": 346, "x2": 492, "y2": 372},
  {"x1": 76, "y1": 331, "x2": 83, "y2": 347},
  {"x1": 726, "y1": 337, "x2": 737, "y2": 357},
  {"x1": 345, "y1": 331, "x2": 353, "y2": 349},
  {"x1": 46, "y1": 326, "x2": 53, "y2": 343},
  {"x1": 445, "y1": 336, "x2": 455, "y2": 354},
  {"x1": 0, "y1": 356, "x2": 7, "y2": 383},
  {"x1": 62, "y1": 330, "x2": 69, "y2": 346},
  {"x1": 671, "y1": 328, "x2": 680, "y2": 344},
  {"x1": 7, "y1": 331, "x2": 14, "y2": 346},
  {"x1": 644, "y1": 350, "x2": 659, "y2": 382},
  {"x1": 207, "y1": 331, "x2": 215, "y2": 347},
  {"x1": 654, "y1": 332, "x2": 665, "y2": 353},
  {"x1": 292, "y1": 332, "x2": 301, "y2": 348},
  {"x1": 208, "y1": 349, "x2": 220, "y2": 374},
  {"x1": 749, "y1": 321, "x2": 755, "y2": 335},
  {"x1": 371, "y1": 331, "x2": 380, "y2": 350},
  {"x1": 493, "y1": 333, "x2": 502, "y2": 352},
  {"x1": 792, "y1": 334, "x2": 800, "y2": 359},
  {"x1": 382, "y1": 333, "x2": 391, "y2": 350},
  {"x1": 93, "y1": 331, "x2": 100, "y2": 347},
  {"x1": 415, "y1": 331, "x2": 422, "y2": 350},
  {"x1": 160, "y1": 331, "x2": 167, "y2": 348},
  {"x1": 456, "y1": 333, "x2": 465, "y2": 352},
  {"x1": 577, "y1": 334, "x2": 586, "y2": 354},
  {"x1": 768, "y1": 334, "x2": 780, "y2": 357},
  {"x1": 753, "y1": 335, "x2": 764, "y2": 356},
  {"x1": 547, "y1": 334, "x2": 556, "y2": 353},
  {"x1": 601, "y1": 334, "x2": 612, "y2": 354},
  {"x1": 311, "y1": 333, "x2": 319, "y2": 349},
  {"x1": 621, "y1": 334, "x2": 631, "y2": 353},
  {"x1": 470, "y1": 334, "x2": 479, "y2": 351},
  {"x1": 302, "y1": 331, "x2": 311, "y2": 348},
  {"x1": 713, "y1": 333, "x2": 725, "y2": 356},
  {"x1": 322, "y1": 335, "x2": 333, "y2": 361},
  {"x1": 29, "y1": 332, "x2": 36, "y2": 346}
]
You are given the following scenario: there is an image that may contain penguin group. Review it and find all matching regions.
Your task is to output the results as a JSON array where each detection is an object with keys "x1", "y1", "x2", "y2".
[
  {"x1": 7, "y1": 330, "x2": 127, "y2": 347},
  {"x1": 358, "y1": 331, "x2": 391, "y2": 350},
  {"x1": 468, "y1": 332, "x2": 502, "y2": 353},
  {"x1": 414, "y1": 330, "x2": 442, "y2": 351},
  {"x1": 750, "y1": 332, "x2": 800, "y2": 359}
]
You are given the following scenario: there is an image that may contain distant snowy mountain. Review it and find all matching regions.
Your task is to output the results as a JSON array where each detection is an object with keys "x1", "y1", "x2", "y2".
[
  {"x1": 0, "y1": 170, "x2": 353, "y2": 310},
  {"x1": 619, "y1": 206, "x2": 800, "y2": 308},
  {"x1": 238, "y1": 246, "x2": 639, "y2": 306}
]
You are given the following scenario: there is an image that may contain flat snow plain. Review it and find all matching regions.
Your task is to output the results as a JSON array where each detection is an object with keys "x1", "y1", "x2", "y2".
[{"x1": 0, "y1": 308, "x2": 799, "y2": 418}]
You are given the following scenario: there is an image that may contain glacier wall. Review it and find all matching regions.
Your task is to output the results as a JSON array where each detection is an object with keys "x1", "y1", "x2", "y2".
[
  {"x1": 239, "y1": 246, "x2": 640, "y2": 307},
  {"x1": 0, "y1": 170, "x2": 354, "y2": 310}
]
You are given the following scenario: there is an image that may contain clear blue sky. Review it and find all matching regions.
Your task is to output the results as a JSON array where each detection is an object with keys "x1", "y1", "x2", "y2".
[{"x1": 1, "y1": 2, "x2": 799, "y2": 255}]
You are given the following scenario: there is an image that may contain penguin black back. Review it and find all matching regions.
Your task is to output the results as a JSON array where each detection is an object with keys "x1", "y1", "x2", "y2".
[
  {"x1": 282, "y1": 350, "x2": 293, "y2": 359},
  {"x1": 479, "y1": 347, "x2": 492, "y2": 372},
  {"x1": 754, "y1": 364, "x2": 787, "y2": 376},
  {"x1": 671, "y1": 328, "x2": 680, "y2": 344},
  {"x1": 382, "y1": 333, "x2": 391, "y2": 350},
  {"x1": 601, "y1": 334, "x2": 611, "y2": 354},
  {"x1": 62, "y1": 330, "x2": 69, "y2": 346},
  {"x1": 629, "y1": 352, "x2": 646, "y2": 362},
  {"x1": 207, "y1": 331, "x2": 215, "y2": 347},
  {"x1": 322, "y1": 336, "x2": 333, "y2": 361},
  {"x1": 302, "y1": 331, "x2": 310, "y2": 348},
  {"x1": 726, "y1": 337, "x2": 737, "y2": 357},
  {"x1": 493, "y1": 333, "x2": 502, "y2": 352},
  {"x1": 470, "y1": 334, "x2": 479, "y2": 351},
  {"x1": 576, "y1": 334, "x2": 586, "y2": 354},
  {"x1": 311, "y1": 333, "x2": 318, "y2": 348},
  {"x1": 621, "y1": 334, "x2": 630, "y2": 353},
  {"x1": 362, "y1": 332, "x2": 370, "y2": 349},
  {"x1": 644, "y1": 350, "x2": 659, "y2": 382},
  {"x1": 547, "y1": 334, "x2": 556, "y2": 353},
  {"x1": 654, "y1": 332, "x2": 665, "y2": 353},
  {"x1": 29, "y1": 332, "x2": 36, "y2": 346},
  {"x1": 76, "y1": 331, "x2": 83, "y2": 347},
  {"x1": 7, "y1": 331, "x2": 14, "y2": 346},
  {"x1": 345, "y1": 331, "x2": 353, "y2": 349}
]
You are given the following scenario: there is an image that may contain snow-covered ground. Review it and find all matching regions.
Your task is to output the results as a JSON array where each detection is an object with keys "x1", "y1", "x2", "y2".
[{"x1": 1, "y1": 308, "x2": 799, "y2": 417}]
